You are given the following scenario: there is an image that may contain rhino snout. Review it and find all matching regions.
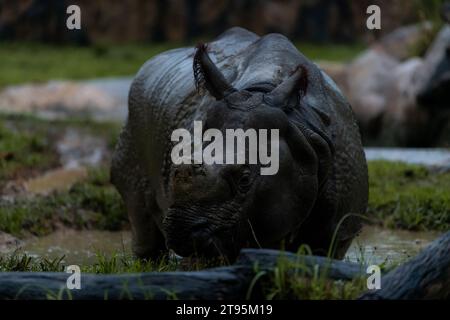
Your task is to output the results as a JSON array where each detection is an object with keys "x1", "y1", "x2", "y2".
[{"x1": 163, "y1": 204, "x2": 242, "y2": 258}]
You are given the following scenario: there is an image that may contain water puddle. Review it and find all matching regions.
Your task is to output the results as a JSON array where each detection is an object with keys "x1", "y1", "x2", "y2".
[
  {"x1": 345, "y1": 225, "x2": 440, "y2": 266},
  {"x1": 6, "y1": 230, "x2": 132, "y2": 265},
  {"x1": 364, "y1": 147, "x2": 450, "y2": 169},
  {"x1": 1, "y1": 225, "x2": 440, "y2": 268},
  {"x1": 3, "y1": 127, "x2": 110, "y2": 197}
]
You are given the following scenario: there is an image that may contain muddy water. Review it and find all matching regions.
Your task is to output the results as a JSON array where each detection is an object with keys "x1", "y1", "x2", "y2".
[
  {"x1": 345, "y1": 226, "x2": 441, "y2": 266},
  {"x1": 9, "y1": 230, "x2": 132, "y2": 265},
  {"x1": 24, "y1": 167, "x2": 88, "y2": 195},
  {"x1": 4, "y1": 226, "x2": 440, "y2": 267}
]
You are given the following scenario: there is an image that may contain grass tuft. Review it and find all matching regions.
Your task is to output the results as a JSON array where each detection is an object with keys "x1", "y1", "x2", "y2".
[{"x1": 367, "y1": 160, "x2": 450, "y2": 231}]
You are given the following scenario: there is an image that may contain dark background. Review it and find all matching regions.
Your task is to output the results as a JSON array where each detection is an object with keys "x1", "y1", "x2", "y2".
[{"x1": 0, "y1": 0, "x2": 434, "y2": 44}]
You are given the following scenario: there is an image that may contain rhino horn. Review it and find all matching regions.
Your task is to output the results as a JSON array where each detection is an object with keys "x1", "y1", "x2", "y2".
[
  {"x1": 266, "y1": 64, "x2": 309, "y2": 108},
  {"x1": 193, "y1": 43, "x2": 236, "y2": 100}
]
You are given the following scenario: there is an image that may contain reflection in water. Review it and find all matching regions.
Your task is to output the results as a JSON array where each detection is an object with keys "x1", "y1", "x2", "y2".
[
  {"x1": 3, "y1": 226, "x2": 440, "y2": 267},
  {"x1": 345, "y1": 225, "x2": 440, "y2": 266}
]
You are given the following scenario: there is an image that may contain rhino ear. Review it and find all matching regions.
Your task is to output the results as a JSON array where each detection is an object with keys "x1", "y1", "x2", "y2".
[
  {"x1": 193, "y1": 43, "x2": 236, "y2": 100},
  {"x1": 265, "y1": 65, "x2": 308, "y2": 109}
]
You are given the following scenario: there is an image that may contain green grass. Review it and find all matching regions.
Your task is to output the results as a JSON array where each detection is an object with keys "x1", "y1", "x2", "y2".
[
  {"x1": 296, "y1": 42, "x2": 365, "y2": 62},
  {"x1": 0, "y1": 42, "x2": 178, "y2": 87},
  {"x1": 0, "y1": 250, "x2": 226, "y2": 274},
  {"x1": 0, "y1": 41, "x2": 365, "y2": 87},
  {"x1": 0, "y1": 252, "x2": 177, "y2": 273},
  {"x1": 253, "y1": 246, "x2": 368, "y2": 300},
  {"x1": 0, "y1": 166, "x2": 126, "y2": 237},
  {"x1": 0, "y1": 118, "x2": 58, "y2": 183},
  {"x1": 367, "y1": 160, "x2": 450, "y2": 231}
]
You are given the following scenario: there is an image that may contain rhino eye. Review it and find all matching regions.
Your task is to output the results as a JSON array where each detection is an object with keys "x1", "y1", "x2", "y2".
[{"x1": 238, "y1": 171, "x2": 252, "y2": 192}]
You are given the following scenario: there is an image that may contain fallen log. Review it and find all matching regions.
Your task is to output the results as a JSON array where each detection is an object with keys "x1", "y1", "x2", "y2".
[
  {"x1": 0, "y1": 267, "x2": 251, "y2": 300},
  {"x1": 0, "y1": 232, "x2": 447, "y2": 300},
  {"x1": 236, "y1": 249, "x2": 366, "y2": 281},
  {"x1": 0, "y1": 249, "x2": 365, "y2": 300}
]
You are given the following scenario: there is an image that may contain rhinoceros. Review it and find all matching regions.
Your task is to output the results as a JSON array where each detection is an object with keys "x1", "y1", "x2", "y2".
[{"x1": 111, "y1": 27, "x2": 368, "y2": 260}]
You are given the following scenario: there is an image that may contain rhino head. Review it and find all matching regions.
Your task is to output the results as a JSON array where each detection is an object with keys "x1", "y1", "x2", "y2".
[{"x1": 163, "y1": 44, "x2": 333, "y2": 259}]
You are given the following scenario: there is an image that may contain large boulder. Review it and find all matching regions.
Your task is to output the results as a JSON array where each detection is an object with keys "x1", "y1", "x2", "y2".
[
  {"x1": 344, "y1": 49, "x2": 398, "y2": 138},
  {"x1": 343, "y1": 25, "x2": 450, "y2": 146},
  {"x1": 381, "y1": 26, "x2": 450, "y2": 146},
  {"x1": 371, "y1": 22, "x2": 433, "y2": 61}
]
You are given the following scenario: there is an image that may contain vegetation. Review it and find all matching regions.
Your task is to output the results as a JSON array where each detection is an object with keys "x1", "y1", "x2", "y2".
[
  {"x1": 0, "y1": 251, "x2": 181, "y2": 273},
  {"x1": 367, "y1": 160, "x2": 450, "y2": 231},
  {"x1": 0, "y1": 166, "x2": 126, "y2": 237},
  {"x1": 295, "y1": 42, "x2": 365, "y2": 62},
  {"x1": 0, "y1": 42, "x2": 365, "y2": 87},
  {"x1": 0, "y1": 119, "x2": 58, "y2": 183},
  {"x1": 0, "y1": 42, "x2": 178, "y2": 87},
  {"x1": 252, "y1": 246, "x2": 368, "y2": 300},
  {"x1": 410, "y1": 0, "x2": 447, "y2": 57}
]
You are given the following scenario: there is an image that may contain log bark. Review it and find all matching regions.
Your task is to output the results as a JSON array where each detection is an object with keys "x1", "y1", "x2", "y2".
[
  {"x1": 0, "y1": 267, "x2": 251, "y2": 300},
  {"x1": 236, "y1": 248, "x2": 366, "y2": 280},
  {"x1": 0, "y1": 249, "x2": 365, "y2": 300}
]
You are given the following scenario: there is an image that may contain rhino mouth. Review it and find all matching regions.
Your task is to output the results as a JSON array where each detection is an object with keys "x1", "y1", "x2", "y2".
[{"x1": 163, "y1": 202, "x2": 244, "y2": 259}]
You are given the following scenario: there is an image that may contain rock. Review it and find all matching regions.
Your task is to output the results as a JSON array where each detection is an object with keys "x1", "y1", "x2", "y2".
[
  {"x1": 381, "y1": 26, "x2": 450, "y2": 146},
  {"x1": 372, "y1": 22, "x2": 433, "y2": 61},
  {"x1": 0, "y1": 78, "x2": 131, "y2": 122},
  {"x1": 416, "y1": 26, "x2": 450, "y2": 110},
  {"x1": 344, "y1": 49, "x2": 399, "y2": 134},
  {"x1": 380, "y1": 58, "x2": 426, "y2": 145},
  {"x1": 345, "y1": 25, "x2": 450, "y2": 146}
]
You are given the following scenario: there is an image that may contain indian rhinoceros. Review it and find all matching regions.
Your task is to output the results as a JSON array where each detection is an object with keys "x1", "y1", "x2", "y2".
[{"x1": 111, "y1": 27, "x2": 368, "y2": 260}]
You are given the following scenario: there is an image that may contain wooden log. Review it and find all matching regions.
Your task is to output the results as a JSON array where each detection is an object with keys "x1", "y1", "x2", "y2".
[
  {"x1": 359, "y1": 231, "x2": 450, "y2": 300},
  {"x1": 0, "y1": 250, "x2": 364, "y2": 300},
  {"x1": 236, "y1": 248, "x2": 367, "y2": 280},
  {"x1": 0, "y1": 267, "x2": 252, "y2": 300}
]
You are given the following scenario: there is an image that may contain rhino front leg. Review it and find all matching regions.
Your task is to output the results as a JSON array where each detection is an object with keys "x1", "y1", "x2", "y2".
[
  {"x1": 111, "y1": 125, "x2": 166, "y2": 259},
  {"x1": 125, "y1": 190, "x2": 166, "y2": 259}
]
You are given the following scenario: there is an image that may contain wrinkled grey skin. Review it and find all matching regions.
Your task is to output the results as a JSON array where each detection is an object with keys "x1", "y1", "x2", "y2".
[{"x1": 111, "y1": 27, "x2": 368, "y2": 260}]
